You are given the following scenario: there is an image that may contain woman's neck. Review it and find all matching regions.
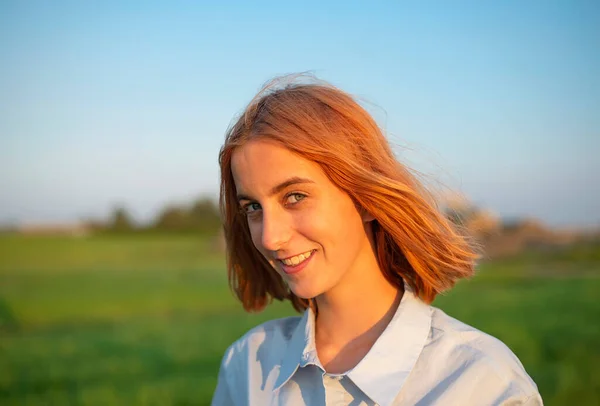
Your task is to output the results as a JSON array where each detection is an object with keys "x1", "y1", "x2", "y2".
[{"x1": 313, "y1": 255, "x2": 403, "y2": 373}]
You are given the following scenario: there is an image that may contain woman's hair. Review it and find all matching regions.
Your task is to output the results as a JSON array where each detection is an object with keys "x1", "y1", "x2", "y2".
[{"x1": 219, "y1": 75, "x2": 477, "y2": 312}]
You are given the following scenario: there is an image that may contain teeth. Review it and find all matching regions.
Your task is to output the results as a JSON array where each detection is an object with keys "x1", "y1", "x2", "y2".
[{"x1": 282, "y1": 251, "x2": 313, "y2": 266}]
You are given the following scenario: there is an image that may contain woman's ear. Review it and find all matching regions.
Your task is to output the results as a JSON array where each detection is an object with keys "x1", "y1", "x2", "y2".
[
  {"x1": 354, "y1": 201, "x2": 375, "y2": 223},
  {"x1": 360, "y1": 208, "x2": 375, "y2": 223}
]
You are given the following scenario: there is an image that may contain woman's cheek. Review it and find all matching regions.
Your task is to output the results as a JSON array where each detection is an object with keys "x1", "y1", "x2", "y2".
[
  {"x1": 293, "y1": 205, "x2": 325, "y2": 237},
  {"x1": 249, "y1": 224, "x2": 263, "y2": 251}
]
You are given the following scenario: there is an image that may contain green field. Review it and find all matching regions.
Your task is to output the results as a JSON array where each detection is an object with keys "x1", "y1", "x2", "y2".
[{"x1": 1, "y1": 235, "x2": 599, "y2": 405}]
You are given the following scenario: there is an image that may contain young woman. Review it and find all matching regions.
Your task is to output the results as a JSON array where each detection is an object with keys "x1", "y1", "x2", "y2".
[{"x1": 212, "y1": 76, "x2": 542, "y2": 406}]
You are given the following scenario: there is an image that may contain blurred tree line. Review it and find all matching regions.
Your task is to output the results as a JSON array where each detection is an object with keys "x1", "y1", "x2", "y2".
[{"x1": 96, "y1": 198, "x2": 222, "y2": 235}]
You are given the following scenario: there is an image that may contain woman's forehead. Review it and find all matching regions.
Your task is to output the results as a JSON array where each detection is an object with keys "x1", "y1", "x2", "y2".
[{"x1": 231, "y1": 140, "x2": 324, "y2": 196}]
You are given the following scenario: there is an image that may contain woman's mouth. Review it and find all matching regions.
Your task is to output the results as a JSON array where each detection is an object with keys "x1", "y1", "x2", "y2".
[{"x1": 279, "y1": 250, "x2": 315, "y2": 275}]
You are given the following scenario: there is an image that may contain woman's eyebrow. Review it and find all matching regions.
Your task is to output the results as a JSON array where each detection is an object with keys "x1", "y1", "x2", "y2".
[
  {"x1": 236, "y1": 177, "x2": 315, "y2": 202},
  {"x1": 269, "y1": 177, "x2": 314, "y2": 196}
]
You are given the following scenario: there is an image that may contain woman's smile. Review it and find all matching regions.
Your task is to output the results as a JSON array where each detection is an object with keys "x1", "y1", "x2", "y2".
[{"x1": 278, "y1": 249, "x2": 316, "y2": 275}]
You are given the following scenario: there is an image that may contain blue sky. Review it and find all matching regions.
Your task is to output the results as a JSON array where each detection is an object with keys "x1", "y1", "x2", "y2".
[{"x1": 1, "y1": 1, "x2": 598, "y2": 227}]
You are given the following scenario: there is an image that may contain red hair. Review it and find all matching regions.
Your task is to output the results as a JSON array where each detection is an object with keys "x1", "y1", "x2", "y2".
[{"x1": 219, "y1": 76, "x2": 477, "y2": 312}]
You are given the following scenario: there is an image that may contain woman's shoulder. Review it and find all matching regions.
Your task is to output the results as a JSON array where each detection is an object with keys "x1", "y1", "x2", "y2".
[
  {"x1": 219, "y1": 314, "x2": 304, "y2": 373},
  {"x1": 424, "y1": 306, "x2": 540, "y2": 401},
  {"x1": 429, "y1": 306, "x2": 527, "y2": 369},
  {"x1": 212, "y1": 315, "x2": 305, "y2": 405}
]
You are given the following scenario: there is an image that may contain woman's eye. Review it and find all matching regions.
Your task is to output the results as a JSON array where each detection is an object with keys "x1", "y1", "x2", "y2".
[
  {"x1": 285, "y1": 193, "x2": 306, "y2": 205},
  {"x1": 244, "y1": 202, "x2": 261, "y2": 213}
]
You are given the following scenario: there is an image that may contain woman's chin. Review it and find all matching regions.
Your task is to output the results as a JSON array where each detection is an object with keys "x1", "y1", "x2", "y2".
[{"x1": 288, "y1": 283, "x2": 322, "y2": 301}]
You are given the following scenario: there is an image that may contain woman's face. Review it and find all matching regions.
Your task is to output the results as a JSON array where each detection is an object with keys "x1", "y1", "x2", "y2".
[{"x1": 231, "y1": 139, "x2": 375, "y2": 299}]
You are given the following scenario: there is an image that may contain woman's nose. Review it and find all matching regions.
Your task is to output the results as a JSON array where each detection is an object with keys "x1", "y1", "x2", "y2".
[{"x1": 260, "y1": 208, "x2": 292, "y2": 252}]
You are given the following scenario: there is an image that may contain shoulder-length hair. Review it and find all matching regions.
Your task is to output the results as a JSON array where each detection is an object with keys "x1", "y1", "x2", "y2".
[{"x1": 219, "y1": 75, "x2": 477, "y2": 312}]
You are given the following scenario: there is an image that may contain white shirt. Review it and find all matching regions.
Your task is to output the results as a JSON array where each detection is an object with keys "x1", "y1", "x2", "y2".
[{"x1": 212, "y1": 287, "x2": 543, "y2": 405}]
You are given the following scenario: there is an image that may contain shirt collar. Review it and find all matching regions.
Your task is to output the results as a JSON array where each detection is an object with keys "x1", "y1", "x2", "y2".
[
  {"x1": 274, "y1": 285, "x2": 433, "y2": 406},
  {"x1": 274, "y1": 305, "x2": 319, "y2": 390}
]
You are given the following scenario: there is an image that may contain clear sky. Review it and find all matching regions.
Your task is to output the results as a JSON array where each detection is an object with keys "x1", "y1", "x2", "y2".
[{"x1": 1, "y1": 1, "x2": 598, "y2": 227}]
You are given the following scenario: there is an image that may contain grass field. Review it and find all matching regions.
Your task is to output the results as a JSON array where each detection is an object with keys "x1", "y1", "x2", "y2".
[{"x1": 1, "y1": 234, "x2": 599, "y2": 405}]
